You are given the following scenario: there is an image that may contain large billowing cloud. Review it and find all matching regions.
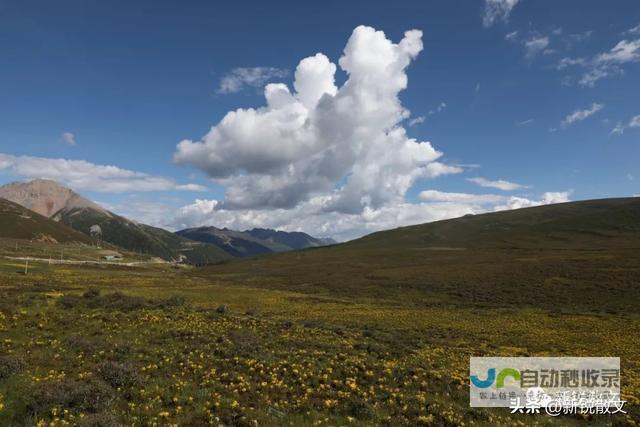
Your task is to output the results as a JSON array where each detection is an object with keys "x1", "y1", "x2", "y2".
[
  {"x1": 168, "y1": 25, "x2": 568, "y2": 240},
  {"x1": 175, "y1": 26, "x2": 459, "y2": 214}
]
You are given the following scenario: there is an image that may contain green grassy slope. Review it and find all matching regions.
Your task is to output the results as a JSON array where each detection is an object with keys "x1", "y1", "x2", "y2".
[
  {"x1": 196, "y1": 197, "x2": 640, "y2": 313},
  {"x1": 60, "y1": 207, "x2": 231, "y2": 264},
  {"x1": 0, "y1": 198, "x2": 92, "y2": 244},
  {"x1": 353, "y1": 197, "x2": 640, "y2": 250}
]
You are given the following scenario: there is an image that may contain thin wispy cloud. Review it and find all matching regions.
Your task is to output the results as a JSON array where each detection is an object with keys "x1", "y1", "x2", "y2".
[
  {"x1": 467, "y1": 177, "x2": 527, "y2": 191},
  {"x1": 218, "y1": 67, "x2": 289, "y2": 94},
  {"x1": 610, "y1": 122, "x2": 625, "y2": 136},
  {"x1": 559, "y1": 37, "x2": 640, "y2": 86},
  {"x1": 567, "y1": 30, "x2": 593, "y2": 44},
  {"x1": 623, "y1": 22, "x2": 640, "y2": 36},
  {"x1": 482, "y1": 0, "x2": 520, "y2": 27},
  {"x1": 557, "y1": 57, "x2": 587, "y2": 70},
  {"x1": 0, "y1": 153, "x2": 207, "y2": 193},
  {"x1": 429, "y1": 102, "x2": 447, "y2": 115},
  {"x1": 418, "y1": 190, "x2": 505, "y2": 204},
  {"x1": 505, "y1": 31, "x2": 519, "y2": 42},
  {"x1": 507, "y1": 30, "x2": 557, "y2": 61},
  {"x1": 408, "y1": 116, "x2": 425, "y2": 126},
  {"x1": 524, "y1": 36, "x2": 550, "y2": 60},
  {"x1": 561, "y1": 103, "x2": 604, "y2": 128},
  {"x1": 611, "y1": 114, "x2": 640, "y2": 135}
]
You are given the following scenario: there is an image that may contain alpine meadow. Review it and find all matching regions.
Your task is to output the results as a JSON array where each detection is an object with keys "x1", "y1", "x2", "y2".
[{"x1": 1, "y1": 1, "x2": 639, "y2": 426}]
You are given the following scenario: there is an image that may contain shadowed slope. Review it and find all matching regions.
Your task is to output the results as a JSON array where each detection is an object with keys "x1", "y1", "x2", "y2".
[{"x1": 0, "y1": 198, "x2": 92, "y2": 244}]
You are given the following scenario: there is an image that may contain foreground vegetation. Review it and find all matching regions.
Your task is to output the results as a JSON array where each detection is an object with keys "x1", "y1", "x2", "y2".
[
  {"x1": 1, "y1": 199, "x2": 639, "y2": 425},
  {"x1": 0, "y1": 255, "x2": 638, "y2": 426}
]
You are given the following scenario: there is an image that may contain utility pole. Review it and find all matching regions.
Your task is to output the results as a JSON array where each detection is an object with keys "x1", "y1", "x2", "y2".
[{"x1": 24, "y1": 259, "x2": 28, "y2": 275}]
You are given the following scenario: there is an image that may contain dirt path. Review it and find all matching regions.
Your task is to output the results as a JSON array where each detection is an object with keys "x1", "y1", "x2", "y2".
[{"x1": 2, "y1": 255, "x2": 169, "y2": 267}]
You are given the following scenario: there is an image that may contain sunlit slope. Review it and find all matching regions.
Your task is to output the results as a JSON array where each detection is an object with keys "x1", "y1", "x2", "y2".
[
  {"x1": 350, "y1": 197, "x2": 640, "y2": 251},
  {"x1": 0, "y1": 198, "x2": 92, "y2": 244}
]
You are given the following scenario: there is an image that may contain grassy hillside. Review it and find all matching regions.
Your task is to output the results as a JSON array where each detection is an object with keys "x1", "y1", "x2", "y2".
[
  {"x1": 195, "y1": 198, "x2": 640, "y2": 313},
  {"x1": 0, "y1": 198, "x2": 92, "y2": 244},
  {"x1": 353, "y1": 197, "x2": 640, "y2": 250},
  {"x1": 60, "y1": 207, "x2": 231, "y2": 264}
]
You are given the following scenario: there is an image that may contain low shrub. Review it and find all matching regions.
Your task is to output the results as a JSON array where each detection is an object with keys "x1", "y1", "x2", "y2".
[
  {"x1": 96, "y1": 361, "x2": 141, "y2": 389},
  {"x1": 0, "y1": 355, "x2": 26, "y2": 379},
  {"x1": 57, "y1": 291, "x2": 186, "y2": 311},
  {"x1": 27, "y1": 379, "x2": 115, "y2": 415}
]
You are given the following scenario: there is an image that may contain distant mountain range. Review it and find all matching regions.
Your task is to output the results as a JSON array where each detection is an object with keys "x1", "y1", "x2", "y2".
[
  {"x1": 0, "y1": 179, "x2": 335, "y2": 263},
  {"x1": 176, "y1": 226, "x2": 336, "y2": 258}
]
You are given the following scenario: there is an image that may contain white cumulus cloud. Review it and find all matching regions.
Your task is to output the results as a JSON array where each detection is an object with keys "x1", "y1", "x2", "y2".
[
  {"x1": 175, "y1": 25, "x2": 461, "y2": 215},
  {"x1": 164, "y1": 25, "x2": 572, "y2": 240}
]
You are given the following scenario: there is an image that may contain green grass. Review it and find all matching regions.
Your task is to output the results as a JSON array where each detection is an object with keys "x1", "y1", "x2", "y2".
[
  {"x1": 1, "y1": 199, "x2": 639, "y2": 425},
  {"x1": 0, "y1": 258, "x2": 638, "y2": 426}
]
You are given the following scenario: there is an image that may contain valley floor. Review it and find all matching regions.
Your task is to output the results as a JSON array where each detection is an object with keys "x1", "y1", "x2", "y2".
[{"x1": 0, "y1": 250, "x2": 638, "y2": 426}]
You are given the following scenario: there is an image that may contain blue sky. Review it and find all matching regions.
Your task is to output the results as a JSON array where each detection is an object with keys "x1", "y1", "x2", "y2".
[{"x1": 0, "y1": 0, "x2": 639, "y2": 240}]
